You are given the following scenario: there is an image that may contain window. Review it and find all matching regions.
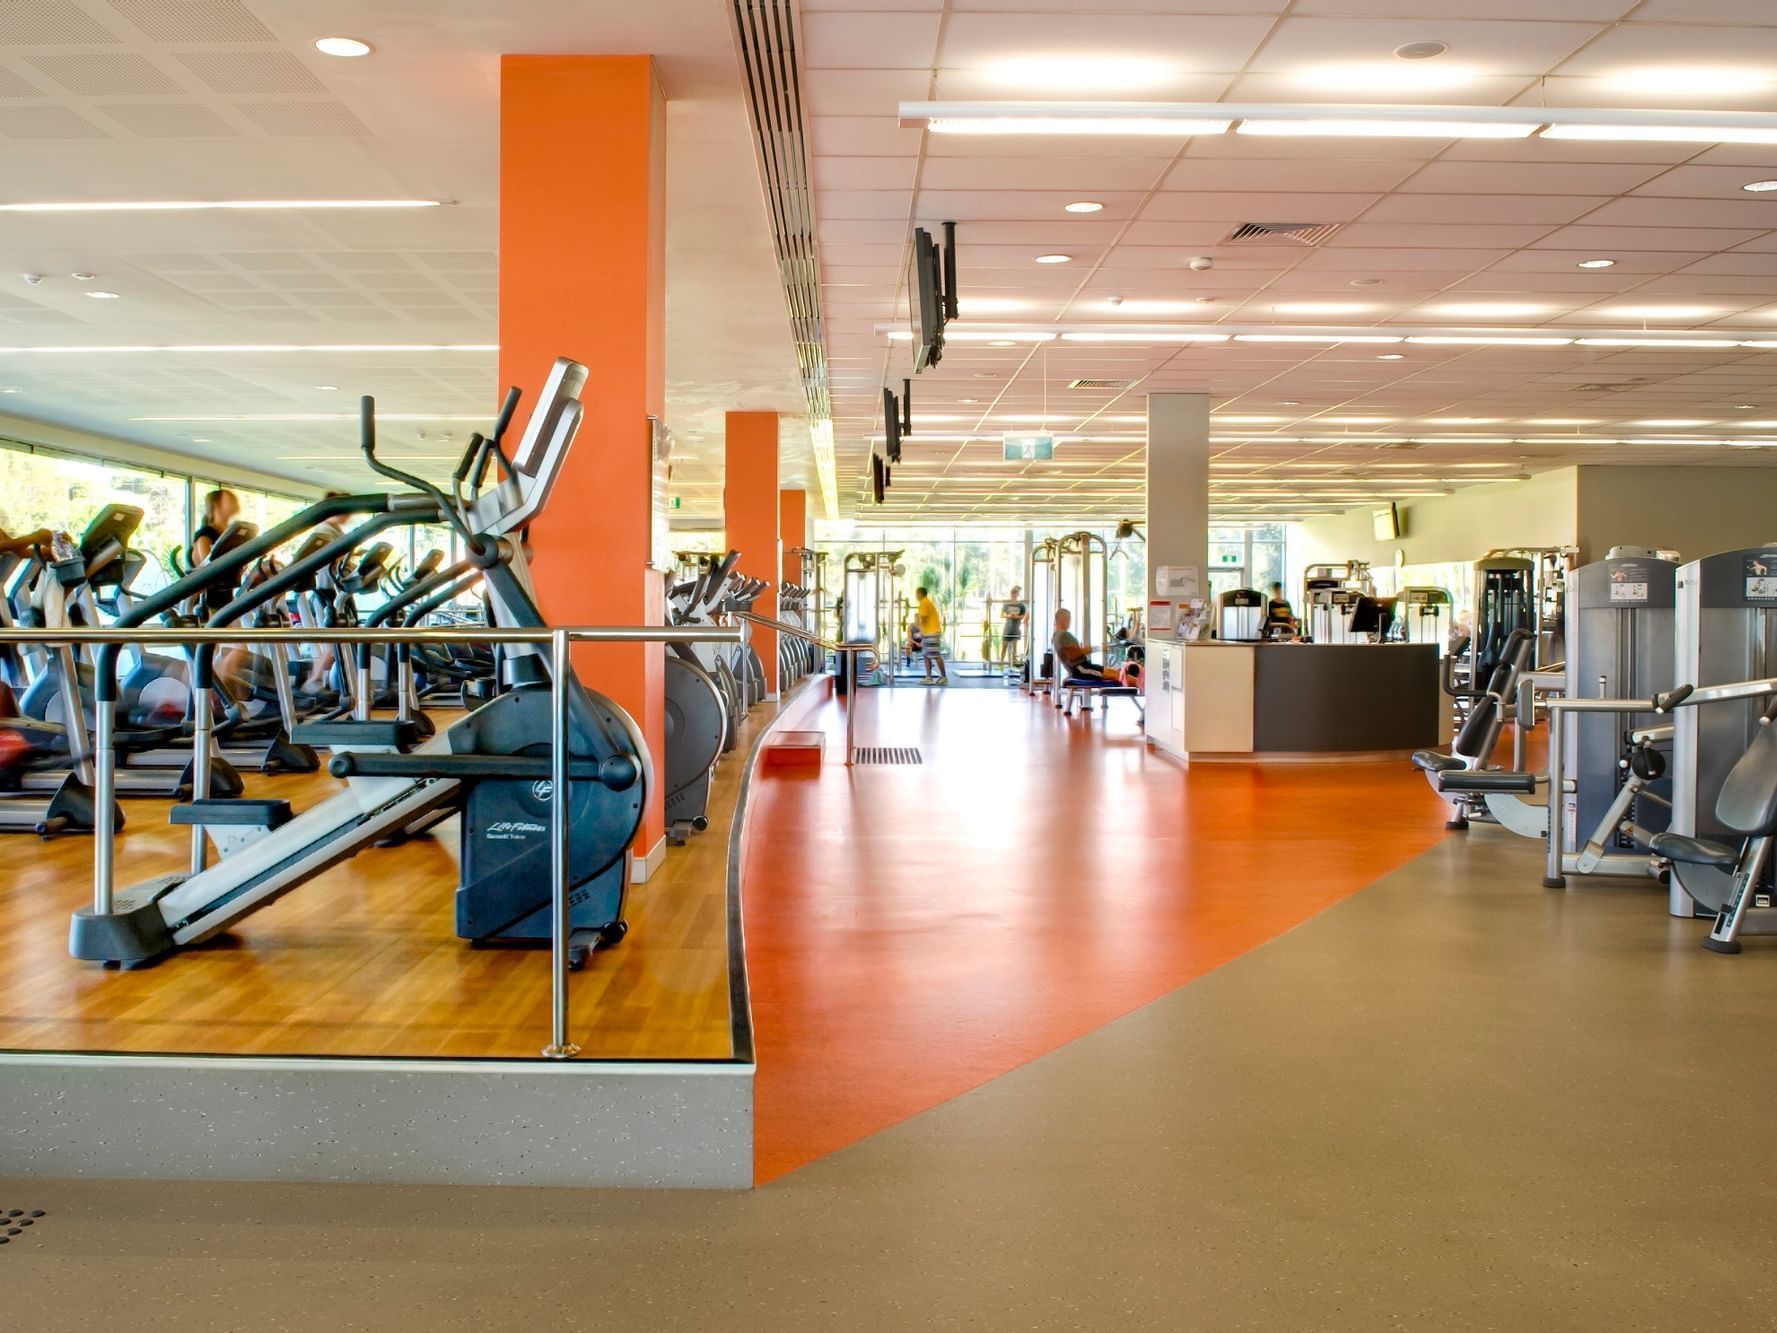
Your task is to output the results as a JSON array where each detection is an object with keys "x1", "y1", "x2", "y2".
[{"x1": 0, "y1": 445, "x2": 190, "y2": 597}]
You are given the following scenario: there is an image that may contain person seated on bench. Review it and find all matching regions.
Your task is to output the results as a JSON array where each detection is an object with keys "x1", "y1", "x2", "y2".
[{"x1": 1051, "y1": 608, "x2": 1106, "y2": 682}]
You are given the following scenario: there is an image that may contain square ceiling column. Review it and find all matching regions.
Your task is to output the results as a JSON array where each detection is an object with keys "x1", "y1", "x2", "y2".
[
  {"x1": 1148, "y1": 393, "x2": 1211, "y2": 620},
  {"x1": 500, "y1": 54, "x2": 669, "y2": 868},
  {"x1": 728, "y1": 411, "x2": 781, "y2": 696}
]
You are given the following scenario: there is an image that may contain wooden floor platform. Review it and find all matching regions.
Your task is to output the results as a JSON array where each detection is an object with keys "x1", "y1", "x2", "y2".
[{"x1": 0, "y1": 706, "x2": 775, "y2": 1062}]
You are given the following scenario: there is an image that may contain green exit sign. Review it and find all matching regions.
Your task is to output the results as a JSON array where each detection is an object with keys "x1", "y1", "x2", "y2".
[
  {"x1": 1003, "y1": 432, "x2": 1055, "y2": 461},
  {"x1": 669, "y1": 496, "x2": 682, "y2": 510},
  {"x1": 1218, "y1": 551, "x2": 1240, "y2": 564}
]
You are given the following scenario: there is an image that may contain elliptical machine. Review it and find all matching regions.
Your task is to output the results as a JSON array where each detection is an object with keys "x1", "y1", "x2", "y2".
[{"x1": 71, "y1": 358, "x2": 649, "y2": 969}]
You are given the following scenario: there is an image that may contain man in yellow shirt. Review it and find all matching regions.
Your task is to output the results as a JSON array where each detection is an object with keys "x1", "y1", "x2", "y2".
[{"x1": 915, "y1": 585, "x2": 948, "y2": 685}]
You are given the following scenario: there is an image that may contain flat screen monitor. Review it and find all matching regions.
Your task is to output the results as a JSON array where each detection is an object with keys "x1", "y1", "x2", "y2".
[
  {"x1": 1349, "y1": 595, "x2": 1396, "y2": 639},
  {"x1": 871, "y1": 452, "x2": 885, "y2": 506},
  {"x1": 1373, "y1": 502, "x2": 1400, "y2": 542},
  {"x1": 909, "y1": 227, "x2": 945, "y2": 373},
  {"x1": 883, "y1": 387, "x2": 902, "y2": 463}
]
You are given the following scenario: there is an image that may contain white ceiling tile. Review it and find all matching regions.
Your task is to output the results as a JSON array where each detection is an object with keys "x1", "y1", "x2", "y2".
[
  {"x1": 1578, "y1": 196, "x2": 1777, "y2": 229},
  {"x1": 1400, "y1": 161, "x2": 1667, "y2": 195},
  {"x1": 801, "y1": 10, "x2": 942, "y2": 68},
  {"x1": 1160, "y1": 157, "x2": 1418, "y2": 194},
  {"x1": 936, "y1": 12, "x2": 1275, "y2": 72},
  {"x1": 1222, "y1": 73, "x2": 1537, "y2": 107},
  {"x1": 1247, "y1": 16, "x2": 1604, "y2": 71},
  {"x1": 929, "y1": 67, "x2": 1234, "y2": 101},
  {"x1": 1532, "y1": 224, "x2": 1768, "y2": 251},
  {"x1": 1140, "y1": 192, "x2": 1379, "y2": 223},
  {"x1": 815, "y1": 155, "x2": 919, "y2": 191},
  {"x1": 1554, "y1": 21, "x2": 1777, "y2": 72},
  {"x1": 915, "y1": 156, "x2": 1170, "y2": 192},
  {"x1": 1328, "y1": 222, "x2": 1560, "y2": 249},
  {"x1": 808, "y1": 116, "x2": 923, "y2": 157},
  {"x1": 1363, "y1": 195, "x2": 1605, "y2": 226},
  {"x1": 801, "y1": 68, "x2": 931, "y2": 116},
  {"x1": 1291, "y1": 0, "x2": 1632, "y2": 14}
]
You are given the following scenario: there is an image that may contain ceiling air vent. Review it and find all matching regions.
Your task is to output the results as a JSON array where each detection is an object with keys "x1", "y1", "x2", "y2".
[
  {"x1": 1068, "y1": 377, "x2": 1142, "y2": 390},
  {"x1": 1572, "y1": 382, "x2": 1639, "y2": 393},
  {"x1": 1374, "y1": 441, "x2": 1424, "y2": 451},
  {"x1": 1221, "y1": 221, "x2": 1342, "y2": 247}
]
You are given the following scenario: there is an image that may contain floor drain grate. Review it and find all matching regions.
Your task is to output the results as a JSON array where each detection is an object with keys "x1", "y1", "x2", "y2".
[
  {"x1": 0, "y1": 1207, "x2": 46, "y2": 1247},
  {"x1": 852, "y1": 746, "x2": 923, "y2": 765}
]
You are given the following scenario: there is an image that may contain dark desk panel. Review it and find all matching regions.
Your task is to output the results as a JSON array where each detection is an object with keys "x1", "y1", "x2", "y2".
[{"x1": 1251, "y1": 644, "x2": 1439, "y2": 753}]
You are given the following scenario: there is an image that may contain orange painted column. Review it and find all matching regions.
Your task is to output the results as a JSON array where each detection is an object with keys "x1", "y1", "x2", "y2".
[
  {"x1": 500, "y1": 55, "x2": 668, "y2": 859},
  {"x1": 779, "y1": 488, "x2": 807, "y2": 588},
  {"x1": 726, "y1": 411, "x2": 780, "y2": 695}
]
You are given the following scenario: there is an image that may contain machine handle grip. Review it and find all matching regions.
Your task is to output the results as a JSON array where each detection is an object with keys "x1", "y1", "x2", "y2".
[
  {"x1": 359, "y1": 395, "x2": 376, "y2": 458},
  {"x1": 1653, "y1": 684, "x2": 1694, "y2": 713},
  {"x1": 491, "y1": 385, "x2": 522, "y2": 445},
  {"x1": 1761, "y1": 695, "x2": 1777, "y2": 727},
  {"x1": 453, "y1": 432, "x2": 484, "y2": 484}
]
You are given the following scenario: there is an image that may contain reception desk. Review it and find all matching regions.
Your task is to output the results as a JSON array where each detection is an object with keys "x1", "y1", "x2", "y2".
[{"x1": 1145, "y1": 639, "x2": 1446, "y2": 761}]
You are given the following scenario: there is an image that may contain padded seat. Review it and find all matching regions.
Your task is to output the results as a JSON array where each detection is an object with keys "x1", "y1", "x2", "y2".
[
  {"x1": 1412, "y1": 750, "x2": 1464, "y2": 775},
  {"x1": 1648, "y1": 831, "x2": 1740, "y2": 869},
  {"x1": 1435, "y1": 769, "x2": 1538, "y2": 795}
]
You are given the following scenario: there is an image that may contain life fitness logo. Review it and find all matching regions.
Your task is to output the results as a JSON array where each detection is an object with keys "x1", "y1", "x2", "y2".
[{"x1": 531, "y1": 780, "x2": 553, "y2": 802}]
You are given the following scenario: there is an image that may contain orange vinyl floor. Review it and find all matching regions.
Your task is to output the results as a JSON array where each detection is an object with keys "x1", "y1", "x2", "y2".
[{"x1": 742, "y1": 680, "x2": 1455, "y2": 1183}]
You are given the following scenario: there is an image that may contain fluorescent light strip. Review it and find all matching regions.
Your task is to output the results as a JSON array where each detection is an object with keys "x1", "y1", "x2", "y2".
[
  {"x1": 0, "y1": 343, "x2": 498, "y2": 354},
  {"x1": 902, "y1": 101, "x2": 1777, "y2": 147},
  {"x1": 0, "y1": 199, "x2": 446, "y2": 213},
  {"x1": 1405, "y1": 336, "x2": 1574, "y2": 347},
  {"x1": 1575, "y1": 338, "x2": 1744, "y2": 348},
  {"x1": 135, "y1": 413, "x2": 490, "y2": 423},
  {"x1": 1060, "y1": 332, "x2": 1230, "y2": 343},
  {"x1": 1234, "y1": 334, "x2": 1405, "y2": 344},
  {"x1": 927, "y1": 116, "x2": 1230, "y2": 136},
  {"x1": 1237, "y1": 119, "x2": 1536, "y2": 139}
]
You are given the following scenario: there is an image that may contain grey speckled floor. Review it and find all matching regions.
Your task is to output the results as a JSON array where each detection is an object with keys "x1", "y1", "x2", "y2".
[{"x1": 7, "y1": 830, "x2": 1777, "y2": 1332}]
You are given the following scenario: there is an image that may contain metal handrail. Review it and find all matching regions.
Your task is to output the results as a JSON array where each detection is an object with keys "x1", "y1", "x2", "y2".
[
  {"x1": 0, "y1": 621, "x2": 742, "y2": 1060},
  {"x1": 721, "y1": 609, "x2": 874, "y2": 765}
]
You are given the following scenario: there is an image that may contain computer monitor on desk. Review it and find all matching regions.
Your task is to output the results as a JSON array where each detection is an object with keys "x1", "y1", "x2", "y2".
[{"x1": 1348, "y1": 595, "x2": 1396, "y2": 641}]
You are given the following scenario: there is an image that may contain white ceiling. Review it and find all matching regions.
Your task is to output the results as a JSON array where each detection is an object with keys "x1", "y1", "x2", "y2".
[
  {"x1": 0, "y1": 0, "x2": 811, "y2": 517},
  {"x1": 799, "y1": 0, "x2": 1777, "y2": 523}
]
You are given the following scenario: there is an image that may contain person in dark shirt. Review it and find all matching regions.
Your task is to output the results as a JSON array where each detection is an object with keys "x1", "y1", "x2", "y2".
[{"x1": 1263, "y1": 581, "x2": 1298, "y2": 640}]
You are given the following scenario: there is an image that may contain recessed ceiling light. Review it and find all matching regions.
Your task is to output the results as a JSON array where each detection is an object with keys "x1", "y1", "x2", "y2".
[
  {"x1": 191, "y1": 437, "x2": 210, "y2": 443},
  {"x1": 84, "y1": 290, "x2": 120, "y2": 299},
  {"x1": 959, "y1": 398, "x2": 978, "y2": 404},
  {"x1": 70, "y1": 272, "x2": 95, "y2": 281},
  {"x1": 0, "y1": 387, "x2": 17, "y2": 394},
  {"x1": 1273, "y1": 301, "x2": 1373, "y2": 314},
  {"x1": 315, "y1": 384, "x2": 339, "y2": 391},
  {"x1": 1349, "y1": 278, "x2": 1383, "y2": 287},
  {"x1": 1035, "y1": 253, "x2": 1072, "y2": 264},
  {"x1": 1577, "y1": 258, "x2": 1616, "y2": 268},
  {"x1": 1736, "y1": 403, "x2": 1759, "y2": 409},
  {"x1": 1745, "y1": 180, "x2": 1777, "y2": 193},
  {"x1": 1063, "y1": 200, "x2": 1104, "y2": 213},
  {"x1": 315, "y1": 36, "x2": 373, "y2": 58},
  {"x1": 1395, "y1": 41, "x2": 1449, "y2": 61},
  {"x1": 1280, "y1": 400, "x2": 1301, "y2": 406},
  {"x1": 1378, "y1": 353, "x2": 1406, "y2": 360},
  {"x1": 988, "y1": 339, "x2": 1017, "y2": 347}
]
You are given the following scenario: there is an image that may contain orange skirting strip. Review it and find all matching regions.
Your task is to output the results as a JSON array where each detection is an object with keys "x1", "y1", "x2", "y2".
[{"x1": 743, "y1": 685, "x2": 1452, "y2": 1183}]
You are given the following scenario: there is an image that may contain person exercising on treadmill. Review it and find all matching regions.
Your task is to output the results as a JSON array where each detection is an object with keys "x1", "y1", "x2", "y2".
[
  {"x1": 1050, "y1": 608, "x2": 1106, "y2": 681},
  {"x1": 190, "y1": 489, "x2": 250, "y2": 692}
]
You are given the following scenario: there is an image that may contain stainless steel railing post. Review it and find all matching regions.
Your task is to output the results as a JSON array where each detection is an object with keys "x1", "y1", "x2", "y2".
[
  {"x1": 92, "y1": 700, "x2": 115, "y2": 915},
  {"x1": 846, "y1": 648, "x2": 856, "y2": 766},
  {"x1": 190, "y1": 684, "x2": 211, "y2": 874},
  {"x1": 1544, "y1": 704, "x2": 1565, "y2": 889},
  {"x1": 542, "y1": 626, "x2": 579, "y2": 1060}
]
